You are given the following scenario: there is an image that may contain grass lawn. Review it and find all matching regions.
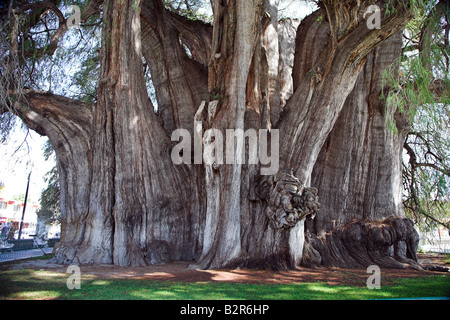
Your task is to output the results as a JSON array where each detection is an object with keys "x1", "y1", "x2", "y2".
[{"x1": 0, "y1": 268, "x2": 449, "y2": 300}]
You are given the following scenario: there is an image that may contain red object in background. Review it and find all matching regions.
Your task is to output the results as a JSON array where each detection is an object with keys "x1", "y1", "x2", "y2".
[{"x1": 8, "y1": 201, "x2": 15, "y2": 205}]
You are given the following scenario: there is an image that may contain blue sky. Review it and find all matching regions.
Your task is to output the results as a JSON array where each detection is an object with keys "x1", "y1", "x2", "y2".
[{"x1": 0, "y1": 125, "x2": 54, "y2": 202}]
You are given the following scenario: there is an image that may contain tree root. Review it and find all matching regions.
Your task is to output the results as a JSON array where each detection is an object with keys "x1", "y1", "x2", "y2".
[{"x1": 302, "y1": 216, "x2": 422, "y2": 270}]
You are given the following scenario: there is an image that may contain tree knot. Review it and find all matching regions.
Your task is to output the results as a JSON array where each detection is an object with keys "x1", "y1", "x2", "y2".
[{"x1": 258, "y1": 169, "x2": 321, "y2": 230}]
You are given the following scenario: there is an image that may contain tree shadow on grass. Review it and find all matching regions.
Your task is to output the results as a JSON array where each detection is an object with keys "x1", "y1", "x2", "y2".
[
  {"x1": 1, "y1": 268, "x2": 449, "y2": 300},
  {"x1": 0, "y1": 258, "x2": 449, "y2": 300}
]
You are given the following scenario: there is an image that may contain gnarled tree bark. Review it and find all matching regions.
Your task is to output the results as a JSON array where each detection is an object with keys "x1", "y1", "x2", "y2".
[
  {"x1": 303, "y1": 31, "x2": 421, "y2": 269},
  {"x1": 3, "y1": 0, "x2": 422, "y2": 270}
]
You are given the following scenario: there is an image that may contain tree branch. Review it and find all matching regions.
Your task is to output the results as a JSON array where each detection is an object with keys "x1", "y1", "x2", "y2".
[
  {"x1": 278, "y1": 1, "x2": 412, "y2": 181},
  {"x1": 419, "y1": 0, "x2": 448, "y2": 71},
  {"x1": 404, "y1": 200, "x2": 450, "y2": 230},
  {"x1": 15, "y1": 89, "x2": 92, "y2": 137},
  {"x1": 140, "y1": 0, "x2": 208, "y2": 133},
  {"x1": 17, "y1": 0, "x2": 102, "y2": 59},
  {"x1": 413, "y1": 162, "x2": 450, "y2": 176},
  {"x1": 166, "y1": 9, "x2": 212, "y2": 66}
]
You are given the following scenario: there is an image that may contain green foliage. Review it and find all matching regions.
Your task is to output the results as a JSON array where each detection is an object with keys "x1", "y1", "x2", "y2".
[
  {"x1": 38, "y1": 140, "x2": 60, "y2": 226},
  {"x1": 382, "y1": 0, "x2": 449, "y2": 122},
  {"x1": 0, "y1": 0, "x2": 103, "y2": 127},
  {"x1": 71, "y1": 46, "x2": 100, "y2": 103},
  {"x1": 445, "y1": 254, "x2": 450, "y2": 264},
  {"x1": 12, "y1": 194, "x2": 26, "y2": 202},
  {"x1": 382, "y1": 1, "x2": 450, "y2": 232},
  {"x1": 0, "y1": 113, "x2": 17, "y2": 144},
  {"x1": 385, "y1": 0, "x2": 435, "y2": 17},
  {"x1": 163, "y1": 0, "x2": 212, "y2": 23},
  {"x1": 38, "y1": 166, "x2": 60, "y2": 225},
  {"x1": 205, "y1": 91, "x2": 225, "y2": 102}
]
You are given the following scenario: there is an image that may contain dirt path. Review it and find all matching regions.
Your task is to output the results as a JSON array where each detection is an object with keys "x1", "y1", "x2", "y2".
[{"x1": 1, "y1": 253, "x2": 448, "y2": 286}]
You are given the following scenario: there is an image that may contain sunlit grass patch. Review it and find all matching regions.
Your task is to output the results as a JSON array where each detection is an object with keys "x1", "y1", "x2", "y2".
[
  {"x1": 13, "y1": 290, "x2": 61, "y2": 300},
  {"x1": 0, "y1": 269, "x2": 448, "y2": 300}
]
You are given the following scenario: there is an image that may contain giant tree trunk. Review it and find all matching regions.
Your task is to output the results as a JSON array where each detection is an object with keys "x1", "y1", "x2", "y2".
[
  {"x1": 21, "y1": 0, "x2": 206, "y2": 266},
  {"x1": 302, "y1": 31, "x2": 421, "y2": 269},
  {"x1": 10, "y1": 0, "x2": 420, "y2": 269}
]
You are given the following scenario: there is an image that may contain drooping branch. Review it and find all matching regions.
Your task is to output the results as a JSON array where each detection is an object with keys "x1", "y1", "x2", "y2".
[
  {"x1": 403, "y1": 134, "x2": 450, "y2": 230},
  {"x1": 408, "y1": 154, "x2": 449, "y2": 176},
  {"x1": 13, "y1": 0, "x2": 102, "y2": 60},
  {"x1": 0, "y1": 0, "x2": 103, "y2": 125},
  {"x1": 403, "y1": 200, "x2": 450, "y2": 230},
  {"x1": 418, "y1": 0, "x2": 448, "y2": 72}
]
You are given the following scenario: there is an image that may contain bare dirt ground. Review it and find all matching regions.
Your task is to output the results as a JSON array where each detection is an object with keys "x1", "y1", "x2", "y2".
[{"x1": 1, "y1": 253, "x2": 448, "y2": 286}]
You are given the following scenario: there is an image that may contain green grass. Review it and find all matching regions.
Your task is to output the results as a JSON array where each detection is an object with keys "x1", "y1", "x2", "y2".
[
  {"x1": 444, "y1": 254, "x2": 450, "y2": 264},
  {"x1": 0, "y1": 269, "x2": 449, "y2": 300}
]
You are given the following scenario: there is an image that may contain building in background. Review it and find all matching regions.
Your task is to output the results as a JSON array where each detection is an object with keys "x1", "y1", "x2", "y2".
[
  {"x1": 0, "y1": 198, "x2": 40, "y2": 239},
  {"x1": 419, "y1": 221, "x2": 450, "y2": 254}
]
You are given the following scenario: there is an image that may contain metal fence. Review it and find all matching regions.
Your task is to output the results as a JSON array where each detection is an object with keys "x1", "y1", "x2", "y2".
[
  {"x1": 0, "y1": 238, "x2": 60, "y2": 263},
  {"x1": 0, "y1": 247, "x2": 54, "y2": 263},
  {"x1": 419, "y1": 239, "x2": 450, "y2": 254},
  {"x1": 4, "y1": 238, "x2": 60, "y2": 251}
]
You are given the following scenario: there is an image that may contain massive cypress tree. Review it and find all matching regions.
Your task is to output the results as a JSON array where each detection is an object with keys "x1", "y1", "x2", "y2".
[{"x1": 2, "y1": 0, "x2": 441, "y2": 270}]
